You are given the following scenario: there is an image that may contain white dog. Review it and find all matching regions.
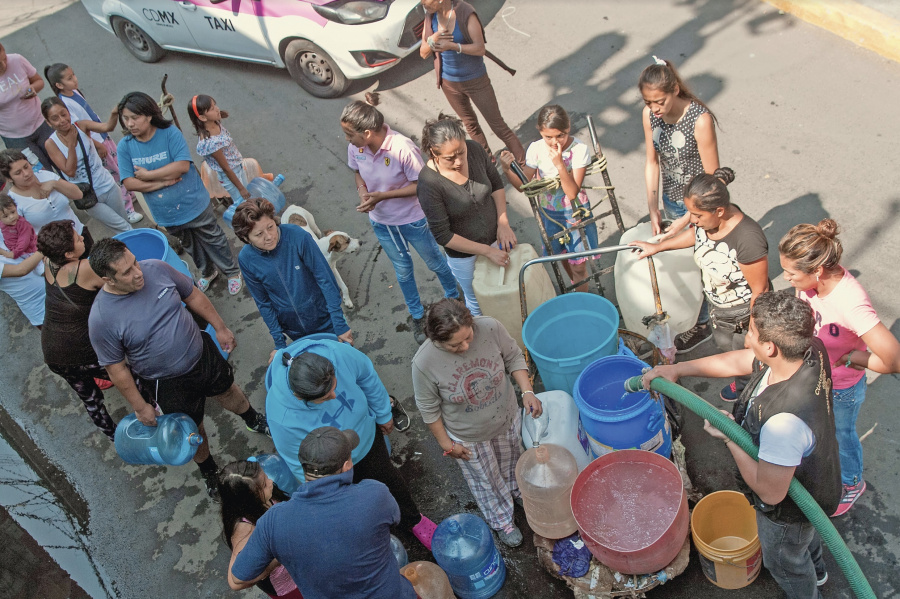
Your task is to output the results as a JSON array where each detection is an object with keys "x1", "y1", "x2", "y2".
[{"x1": 281, "y1": 206, "x2": 360, "y2": 309}]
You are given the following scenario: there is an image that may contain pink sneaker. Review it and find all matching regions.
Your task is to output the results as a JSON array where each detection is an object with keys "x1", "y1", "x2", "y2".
[
  {"x1": 411, "y1": 515, "x2": 437, "y2": 550},
  {"x1": 831, "y1": 480, "x2": 865, "y2": 517}
]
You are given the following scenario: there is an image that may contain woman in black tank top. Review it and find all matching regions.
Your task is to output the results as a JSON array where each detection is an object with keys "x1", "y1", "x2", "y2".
[{"x1": 37, "y1": 220, "x2": 130, "y2": 440}]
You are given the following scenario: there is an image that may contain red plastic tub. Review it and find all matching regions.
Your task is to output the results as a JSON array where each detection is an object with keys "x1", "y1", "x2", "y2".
[{"x1": 570, "y1": 449, "x2": 688, "y2": 574}]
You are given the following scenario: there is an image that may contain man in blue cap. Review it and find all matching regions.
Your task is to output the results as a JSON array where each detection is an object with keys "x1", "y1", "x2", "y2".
[{"x1": 228, "y1": 426, "x2": 416, "y2": 599}]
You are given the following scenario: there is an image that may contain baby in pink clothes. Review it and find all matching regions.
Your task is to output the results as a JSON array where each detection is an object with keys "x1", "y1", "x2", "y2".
[{"x1": 0, "y1": 194, "x2": 38, "y2": 259}]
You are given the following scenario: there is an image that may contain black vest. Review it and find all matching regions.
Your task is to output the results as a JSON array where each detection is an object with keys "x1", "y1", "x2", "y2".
[{"x1": 732, "y1": 337, "x2": 842, "y2": 523}]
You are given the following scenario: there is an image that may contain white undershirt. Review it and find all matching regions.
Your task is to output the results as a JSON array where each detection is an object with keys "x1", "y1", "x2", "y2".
[{"x1": 747, "y1": 368, "x2": 816, "y2": 467}]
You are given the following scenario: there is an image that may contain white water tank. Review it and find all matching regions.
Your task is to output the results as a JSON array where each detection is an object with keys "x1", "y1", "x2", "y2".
[
  {"x1": 474, "y1": 243, "x2": 556, "y2": 349},
  {"x1": 615, "y1": 222, "x2": 703, "y2": 338}
]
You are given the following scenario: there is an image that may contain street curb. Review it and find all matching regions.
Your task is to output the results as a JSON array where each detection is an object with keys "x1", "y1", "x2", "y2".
[{"x1": 763, "y1": 0, "x2": 900, "y2": 64}]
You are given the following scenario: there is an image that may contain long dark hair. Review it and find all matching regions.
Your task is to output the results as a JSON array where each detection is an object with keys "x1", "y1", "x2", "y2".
[
  {"x1": 117, "y1": 92, "x2": 172, "y2": 137},
  {"x1": 639, "y1": 58, "x2": 718, "y2": 127},
  {"x1": 44, "y1": 63, "x2": 70, "y2": 96},
  {"x1": 219, "y1": 460, "x2": 288, "y2": 549},
  {"x1": 186, "y1": 94, "x2": 229, "y2": 139}
]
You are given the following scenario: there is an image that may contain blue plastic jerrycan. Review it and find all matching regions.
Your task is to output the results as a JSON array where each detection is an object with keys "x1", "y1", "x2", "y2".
[
  {"x1": 432, "y1": 513, "x2": 506, "y2": 598},
  {"x1": 114, "y1": 413, "x2": 203, "y2": 466},
  {"x1": 248, "y1": 453, "x2": 299, "y2": 495},
  {"x1": 224, "y1": 174, "x2": 285, "y2": 228},
  {"x1": 391, "y1": 534, "x2": 409, "y2": 568}
]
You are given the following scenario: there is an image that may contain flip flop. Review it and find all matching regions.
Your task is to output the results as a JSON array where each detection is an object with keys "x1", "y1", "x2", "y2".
[
  {"x1": 227, "y1": 275, "x2": 243, "y2": 295},
  {"x1": 197, "y1": 271, "x2": 218, "y2": 292},
  {"x1": 412, "y1": 515, "x2": 437, "y2": 550}
]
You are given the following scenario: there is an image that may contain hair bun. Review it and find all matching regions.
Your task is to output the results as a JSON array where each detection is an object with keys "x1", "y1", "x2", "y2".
[
  {"x1": 364, "y1": 92, "x2": 380, "y2": 107},
  {"x1": 815, "y1": 218, "x2": 839, "y2": 239},
  {"x1": 713, "y1": 167, "x2": 735, "y2": 186}
]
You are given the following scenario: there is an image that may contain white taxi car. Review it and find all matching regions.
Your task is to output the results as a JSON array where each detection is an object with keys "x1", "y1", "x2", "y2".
[{"x1": 79, "y1": 0, "x2": 426, "y2": 97}]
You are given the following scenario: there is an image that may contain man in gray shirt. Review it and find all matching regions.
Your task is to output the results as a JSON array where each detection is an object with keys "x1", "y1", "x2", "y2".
[{"x1": 88, "y1": 238, "x2": 269, "y2": 500}]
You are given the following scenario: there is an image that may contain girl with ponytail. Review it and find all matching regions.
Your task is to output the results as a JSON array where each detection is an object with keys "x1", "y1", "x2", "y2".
[
  {"x1": 630, "y1": 167, "x2": 770, "y2": 402},
  {"x1": 779, "y1": 219, "x2": 900, "y2": 516}
]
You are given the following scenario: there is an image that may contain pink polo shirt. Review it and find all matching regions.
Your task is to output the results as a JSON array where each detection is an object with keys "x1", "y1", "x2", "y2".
[
  {"x1": 800, "y1": 268, "x2": 880, "y2": 390},
  {"x1": 347, "y1": 126, "x2": 426, "y2": 226},
  {"x1": 0, "y1": 54, "x2": 44, "y2": 138}
]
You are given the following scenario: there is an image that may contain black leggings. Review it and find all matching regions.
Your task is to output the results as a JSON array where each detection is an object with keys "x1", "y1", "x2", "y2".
[
  {"x1": 353, "y1": 426, "x2": 421, "y2": 530},
  {"x1": 46, "y1": 361, "x2": 117, "y2": 440}
]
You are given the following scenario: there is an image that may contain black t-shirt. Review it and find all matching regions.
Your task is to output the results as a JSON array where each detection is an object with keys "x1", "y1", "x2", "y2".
[
  {"x1": 692, "y1": 208, "x2": 768, "y2": 308},
  {"x1": 417, "y1": 140, "x2": 504, "y2": 258}
]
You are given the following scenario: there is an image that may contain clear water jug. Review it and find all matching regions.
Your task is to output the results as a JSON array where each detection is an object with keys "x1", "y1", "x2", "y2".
[
  {"x1": 224, "y1": 174, "x2": 285, "y2": 227},
  {"x1": 432, "y1": 513, "x2": 506, "y2": 598},
  {"x1": 515, "y1": 444, "x2": 579, "y2": 539},
  {"x1": 521, "y1": 390, "x2": 592, "y2": 471},
  {"x1": 391, "y1": 534, "x2": 409, "y2": 568},
  {"x1": 402, "y1": 561, "x2": 455, "y2": 599},
  {"x1": 248, "y1": 453, "x2": 298, "y2": 495},
  {"x1": 615, "y1": 221, "x2": 703, "y2": 337},
  {"x1": 114, "y1": 413, "x2": 202, "y2": 466},
  {"x1": 473, "y1": 243, "x2": 556, "y2": 349}
]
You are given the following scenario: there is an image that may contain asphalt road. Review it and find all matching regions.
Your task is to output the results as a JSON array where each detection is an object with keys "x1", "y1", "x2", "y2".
[{"x1": 1, "y1": 1, "x2": 898, "y2": 597}]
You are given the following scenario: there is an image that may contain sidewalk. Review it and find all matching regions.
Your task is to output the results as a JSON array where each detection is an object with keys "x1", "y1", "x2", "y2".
[
  {"x1": 764, "y1": 0, "x2": 900, "y2": 64},
  {"x1": 0, "y1": 0, "x2": 77, "y2": 39}
]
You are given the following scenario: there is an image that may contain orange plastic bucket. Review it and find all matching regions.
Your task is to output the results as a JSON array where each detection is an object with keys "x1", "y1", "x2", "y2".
[{"x1": 691, "y1": 491, "x2": 762, "y2": 589}]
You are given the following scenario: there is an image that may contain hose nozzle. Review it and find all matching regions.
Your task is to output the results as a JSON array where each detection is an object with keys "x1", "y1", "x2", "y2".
[{"x1": 624, "y1": 375, "x2": 644, "y2": 393}]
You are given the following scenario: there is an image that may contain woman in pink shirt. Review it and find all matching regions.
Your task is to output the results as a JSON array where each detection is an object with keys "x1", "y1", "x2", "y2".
[
  {"x1": 779, "y1": 219, "x2": 900, "y2": 516},
  {"x1": 0, "y1": 44, "x2": 53, "y2": 169}
]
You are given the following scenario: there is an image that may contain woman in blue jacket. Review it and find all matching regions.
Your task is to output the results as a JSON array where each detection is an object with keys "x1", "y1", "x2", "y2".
[
  {"x1": 265, "y1": 335, "x2": 437, "y2": 549},
  {"x1": 233, "y1": 198, "x2": 352, "y2": 356}
]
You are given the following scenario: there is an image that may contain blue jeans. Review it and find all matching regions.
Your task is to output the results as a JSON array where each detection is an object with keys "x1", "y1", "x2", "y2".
[
  {"x1": 833, "y1": 376, "x2": 867, "y2": 486},
  {"x1": 371, "y1": 218, "x2": 459, "y2": 319},
  {"x1": 756, "y1": 512, "x2": 825, "y2": 599},
  {"x1": 540, "y1": 206, "x2": 599, "y2": 260},
  {"x1": 665, "y1": 193, "x2": 709, "y2": 325}
]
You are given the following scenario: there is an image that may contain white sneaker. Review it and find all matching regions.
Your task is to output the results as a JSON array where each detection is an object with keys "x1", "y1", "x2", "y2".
[{"x1": 126, "y1": 210, "x2": 144, "y2": 224}]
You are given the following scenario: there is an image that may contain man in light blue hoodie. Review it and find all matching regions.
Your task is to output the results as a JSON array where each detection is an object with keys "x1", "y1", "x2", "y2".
[{"x1": 265, "y1": 336, "x2": 437, "y2": 549}]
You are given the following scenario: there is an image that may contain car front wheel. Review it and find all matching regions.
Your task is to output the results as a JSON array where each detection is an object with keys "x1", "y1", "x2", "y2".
[
  {"x1": 112, "y1": 17, "x2": 166, "y2": 63},
  {"x1": 284, "y1": 39, "x2": 349, "y2": 98}
]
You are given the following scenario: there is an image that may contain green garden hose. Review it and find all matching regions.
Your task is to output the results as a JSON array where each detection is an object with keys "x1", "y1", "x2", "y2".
[{"x1": 623, "y1": 375, "x2": 875, "y2": 599}]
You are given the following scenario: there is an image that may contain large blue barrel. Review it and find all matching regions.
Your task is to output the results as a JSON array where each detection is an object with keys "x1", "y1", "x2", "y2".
[
  {"x1": 573, "y1": 355, "x2": 672, "y2": 459},
  {"x1": 522, "y1": 293, "x2": 619, "y2": 393},
  {"x1": 114, "y1": 228, "x2": 191, "y2": 279},
  {"x1": 432, "y1": 513, "x2": 505, "y2": 598}
]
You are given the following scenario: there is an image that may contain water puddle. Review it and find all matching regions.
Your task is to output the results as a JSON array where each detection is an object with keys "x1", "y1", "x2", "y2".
[{"x1": 0, "y1": 409, "x2": 116, "y2": 598}]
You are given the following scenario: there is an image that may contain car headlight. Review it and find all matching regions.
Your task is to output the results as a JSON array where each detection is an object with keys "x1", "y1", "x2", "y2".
[{"x1": 313, "y1": 0, "x2": 390, "y2": 25}]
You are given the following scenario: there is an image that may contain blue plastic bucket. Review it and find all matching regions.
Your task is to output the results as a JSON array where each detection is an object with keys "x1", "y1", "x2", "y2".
[
  {"x1": 522, "y1": 293, "x2": 619, "y2": 393},
  {"x1": 573, "y1": 355, "x2": 672, "y2": 459},
  {"x1": 114, "y1": 229, "x2": 191, "y2": 279}
]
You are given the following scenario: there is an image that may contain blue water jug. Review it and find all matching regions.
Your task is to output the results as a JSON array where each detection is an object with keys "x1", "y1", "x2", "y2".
[
  {"x1": 391, "y1": 534, "x2": 409, "y2": 568},
  {"x1": 114, "y1": 413, "x2": 203, "y2": 466},
  {"x1": 248, "y1": 453, "x2": 299, "y2": 495},
  {"x1": 432, "y1": 514, "x2": 506, "y2": 598},
  {"x1": 224, "y1": 174, "x2": 285, "y2": 227}
]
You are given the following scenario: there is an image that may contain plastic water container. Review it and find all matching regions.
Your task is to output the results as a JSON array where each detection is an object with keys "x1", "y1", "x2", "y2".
[
  {"x1": 402, "y1": 561, "x2": 455, "y2": 599},
  {"x1": 691, "y1": 491, "x2": 762, "y2": 589},
  {"x1": 570, "y1": 449, "x2": 689, "y2": 574},
  {"x1": 432, "y1": 514, "x2": 506, "y2": 598},
  {"x1": 515, "y1": 444, "x2": 579, "y2": 539},
  {"x1": 224, "y1": 174, "x2": 285, "y2": 227},
  {"x1": 114, "y1": 228, "x2": 191, "y2": 279},
  {"x1": 248, "y1": 453, "x2": 299, "y2": 495},
  {"x1": 573, "y1": 355, "x2": 672, "y2": 459},
  {"x1": 615, "y1": 222, "x2": 703, "y2": 338},
  {"x1": 201, "y1": 157, "x2": 264, "y2": 199},
  {"x1": 390, "y1": 535, "x2": 409, "y2": 568},
  {"x1": 522, "y1": 293, "x2": 619, "y2": 393},
  {"x1": 22, "y1": 148, "x2": 45, "y2": 173},
  {"x1": 521, "y1": 390, "x2": 591, "y2": 471},
  {"x1": 473, "y1": 243, "x2": 556, "y2": 349},
  {"x1": 114, "y1": 413, "x2": 203, "y2": 466}
]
